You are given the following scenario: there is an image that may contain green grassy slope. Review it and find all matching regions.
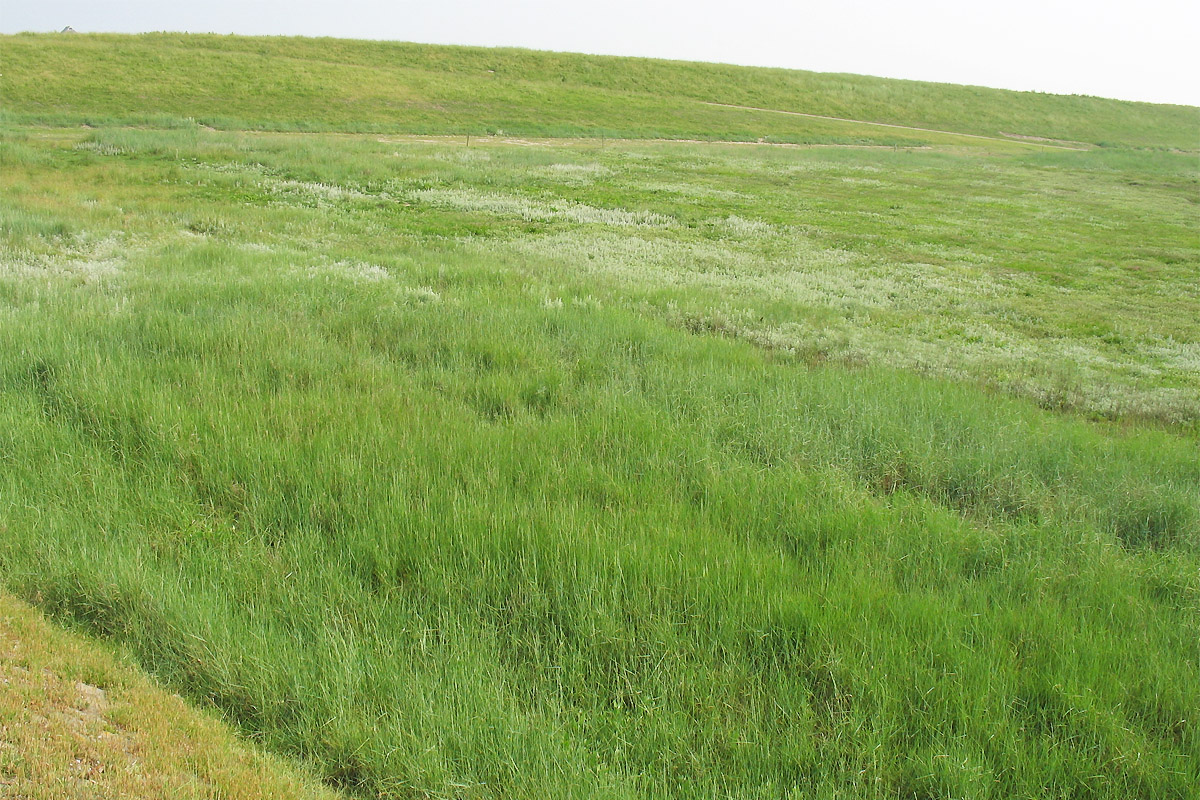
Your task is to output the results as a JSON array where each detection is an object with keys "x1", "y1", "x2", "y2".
[
  {"x1": 2, "y1": 33, "x2": 1198, "y2": 148},
  {"x1": 2, "y1": 35, "x2": 1199, "y2": 800}
]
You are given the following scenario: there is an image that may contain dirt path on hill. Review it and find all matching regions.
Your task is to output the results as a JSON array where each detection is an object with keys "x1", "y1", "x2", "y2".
[
  {"x1": 376, "y1": 133, "x2": 926, "y2": 150},
  {"x1": 701, "y1": 101, "x2": 1091, "y2": 150}
]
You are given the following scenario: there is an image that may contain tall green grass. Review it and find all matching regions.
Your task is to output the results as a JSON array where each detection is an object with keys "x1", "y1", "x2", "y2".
[{"x1": 2, "y1": 237, "x2": 1196, "y2": 796}]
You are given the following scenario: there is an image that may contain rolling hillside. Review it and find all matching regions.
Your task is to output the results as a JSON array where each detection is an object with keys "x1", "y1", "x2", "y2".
[
  {"x1": 1, "y1": 34, "x2": 1198, "y2": 800},
  {"x1": 3, "y1": 32, "x2": 1198, "y2": 148}
]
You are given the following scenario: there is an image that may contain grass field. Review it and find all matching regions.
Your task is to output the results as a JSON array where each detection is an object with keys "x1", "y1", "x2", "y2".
[{"x1": 1, "y1": 34, "x2": 1198, "y2": 799}]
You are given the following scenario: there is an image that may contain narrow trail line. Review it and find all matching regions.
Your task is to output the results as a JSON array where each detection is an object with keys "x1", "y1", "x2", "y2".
[
  {"x1": 702, "y1": 101, "x2": 1091, "y2": 151},
  {"x1": 375, "y1": 133, "x2": 924, "y2": 150}
]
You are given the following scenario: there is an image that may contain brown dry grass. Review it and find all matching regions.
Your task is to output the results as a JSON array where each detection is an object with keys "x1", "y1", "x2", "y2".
[{"x1": 0, "y1": 594, "x2": 342, "y2": 800}]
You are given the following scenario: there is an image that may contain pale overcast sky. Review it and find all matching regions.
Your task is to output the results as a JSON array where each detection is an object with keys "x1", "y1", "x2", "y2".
[{"x1": 3, "y1": 0, "x2": 1198, "y2": 106}]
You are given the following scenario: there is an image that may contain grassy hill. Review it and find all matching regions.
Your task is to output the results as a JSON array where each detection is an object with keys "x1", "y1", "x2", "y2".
[
  {"x1": 3, "y1": 33, "x2": 1198, "y2": 148},
  {"x1": 1, "y1": 34, "x2": 1198, "y2": 799}
]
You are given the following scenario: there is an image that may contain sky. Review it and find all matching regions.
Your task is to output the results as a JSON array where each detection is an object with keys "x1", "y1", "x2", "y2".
[{"x1": 3, "y1": 0, "x2": 1198, "y2": 106}]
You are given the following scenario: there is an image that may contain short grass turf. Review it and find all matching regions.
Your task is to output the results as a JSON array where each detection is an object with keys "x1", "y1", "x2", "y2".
[
  {"x1": 1, "y1": 34, "x2": 1199, "y2": 800},
  {"x1": 3, "y1": 32, "x2": 1198, "y2": 149}
]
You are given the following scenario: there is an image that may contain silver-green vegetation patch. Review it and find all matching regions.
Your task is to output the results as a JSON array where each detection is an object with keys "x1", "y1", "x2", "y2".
[{"x1": 2, "y1": 123, "x2": 1198, "y2": 796}]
